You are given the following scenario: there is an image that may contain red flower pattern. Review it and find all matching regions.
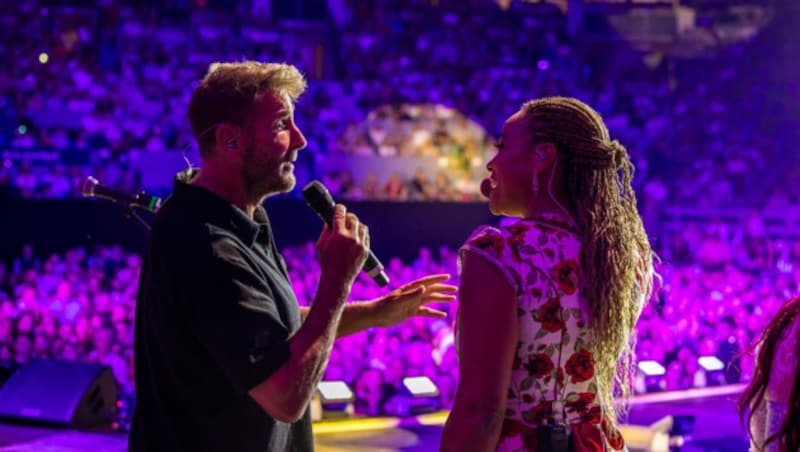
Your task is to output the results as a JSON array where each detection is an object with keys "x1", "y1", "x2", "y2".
[
  {"x1": 524, "y1": 353, "x2": 554, "y2": 378},
  {"x1": 469, "y1": 230, "x2": 505, "y2": 257},
  {"x1": 512, "y1": 354, "x2": 522, "y2": 370},
  {"x1": 580, "y1": 405, "x2": 603, "y2": 424},
  {"x1": 536, "y1": 296, "x2": 565, "y2": 332},
  {"x1": 565, "y1": 350, "x2": 596, "y2": 383},
  {"x1": 463, "y1": 217, "x2": 620, "y2": 451},
  {"x1": 507, "y1": 222, "x2": 531, "y2": 237},
  {"x1": 527, "y1": 401, "x2": 553, "y2": 424},
  {"x1": 566, "y1": 392, "x2": 596, "y2": 413},
  {"x1": 556, "y1": 368, "x2": 565, "y2": 390},
  {"x1": 507, "y1": 223, "x2": 530, "y2": 262},
  {"x1": 552, "y1": 259, "x2": 580, "y2": 295}
]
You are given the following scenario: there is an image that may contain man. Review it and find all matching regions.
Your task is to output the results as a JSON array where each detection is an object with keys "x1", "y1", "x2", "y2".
[{"x1": 129, "y1": 61, "x2": 456, "y2": 452}]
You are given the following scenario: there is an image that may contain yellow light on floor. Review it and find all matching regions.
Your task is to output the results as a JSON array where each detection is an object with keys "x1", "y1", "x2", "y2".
[{"x1": 39, "y1": 52, "x2": 49, "y2": 64}]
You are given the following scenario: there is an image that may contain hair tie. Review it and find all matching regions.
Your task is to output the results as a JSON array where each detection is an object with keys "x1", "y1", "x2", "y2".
[{"x1": 604, "y1": 140, "x2": 627, "y2": 169}]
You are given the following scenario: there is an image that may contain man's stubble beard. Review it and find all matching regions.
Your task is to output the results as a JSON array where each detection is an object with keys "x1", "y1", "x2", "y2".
[{"x1": 242, "y1": 146, "x2": 295, "y2": 200}]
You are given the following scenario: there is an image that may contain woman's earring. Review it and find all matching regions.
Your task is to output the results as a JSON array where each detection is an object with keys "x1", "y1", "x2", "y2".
[{"x1": 532, "y1": 172, "x2": 540, "y2": 196}]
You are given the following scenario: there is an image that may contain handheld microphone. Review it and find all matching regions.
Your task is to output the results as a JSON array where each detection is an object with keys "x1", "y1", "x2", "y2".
[
  {"x1": 480, "y1": 178, "x2": 492, "y2": 198},
  {"x1": 302, "y1": 180, "x2": 390, "y2": 287},
  {"x1": 81, "y1": 176, "x2": 162, "y2": 213}
]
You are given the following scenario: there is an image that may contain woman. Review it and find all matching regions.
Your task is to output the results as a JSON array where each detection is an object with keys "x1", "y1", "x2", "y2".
[
  {"x1": 739, "y1": 296, "x2": 800, "y2": 452},
  {"x1": 441, "y1": 97, "x2": 655, "y2": 451}
]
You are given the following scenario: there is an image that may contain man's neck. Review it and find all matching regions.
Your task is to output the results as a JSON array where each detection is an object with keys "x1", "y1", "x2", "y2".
[{"x1": 191, "y1": 168, "x2": 259, "y2": 218}]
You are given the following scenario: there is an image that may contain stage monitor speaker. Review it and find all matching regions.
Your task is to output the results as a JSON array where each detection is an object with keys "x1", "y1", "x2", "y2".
[{"x1": 0, "y1": 360, "x2": 117, "y2": 428}]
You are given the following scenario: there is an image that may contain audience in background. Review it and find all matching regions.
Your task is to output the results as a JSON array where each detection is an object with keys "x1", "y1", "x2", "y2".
[
  {"x1": 0, "y1": 215, "x2": 797, "y2": 416},
  {"x1": 1, "y1": 0, "x2": 799, "y2": 432},
  {"x1": 1, "y1": 1, "x2": 797, "y2": 208}
]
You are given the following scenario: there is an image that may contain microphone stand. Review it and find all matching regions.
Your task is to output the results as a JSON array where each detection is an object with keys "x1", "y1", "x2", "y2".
[
  {"x1": 93, "y1": 189, "x2": 157, "y2": 232},
  {"x1": 81, "y1": 176, "x2": 161, "y2": 232},
  {"x1": 120, "y1": 194, "x2": 155, "y2": 232}
]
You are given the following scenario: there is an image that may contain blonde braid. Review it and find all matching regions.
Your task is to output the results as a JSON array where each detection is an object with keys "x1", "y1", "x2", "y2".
[{"x1": 521, "y1": 97, "x2": 655, "y2": 431}]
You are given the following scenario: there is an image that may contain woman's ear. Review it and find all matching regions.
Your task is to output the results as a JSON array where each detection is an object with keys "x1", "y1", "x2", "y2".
[{"x1": 532, "y1": 142, "x2": 557, "y2": 169}]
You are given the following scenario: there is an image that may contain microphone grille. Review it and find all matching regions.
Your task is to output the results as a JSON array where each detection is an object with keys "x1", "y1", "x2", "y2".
[
  {"x1": 302, "y1": 180, "x2": 334, "y2": 212},
  {"x1": 81, "y1": 177, "x2": 99, "y2": 198}
]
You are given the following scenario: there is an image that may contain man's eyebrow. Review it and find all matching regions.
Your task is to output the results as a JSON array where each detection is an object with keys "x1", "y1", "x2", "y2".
[
  {"x1": 278, "y1": 105, "x2": 294, "y2": 117},
  {"x1": 277, "y1": 92, "x2": 295, "y2": 116}
]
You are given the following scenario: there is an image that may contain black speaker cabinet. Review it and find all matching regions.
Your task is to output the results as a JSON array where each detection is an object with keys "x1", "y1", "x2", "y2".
[{"x1": 0, "y1": 360, "x2": 118, "y2": 428}]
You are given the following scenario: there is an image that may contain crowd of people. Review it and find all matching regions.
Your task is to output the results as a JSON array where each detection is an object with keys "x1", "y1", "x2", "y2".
[
  {"x1": 318, "y1": 166, "x2": 482, "y2": 201},
  {"x1": 1, "y1": 2, "x2": 799, "y2": 443},
  {"x1": 0, "y1": 209, "x2": 797, "y2": 416},
  {"x1": 1, "y1": 1, "x2": 798, "y2": 208}
]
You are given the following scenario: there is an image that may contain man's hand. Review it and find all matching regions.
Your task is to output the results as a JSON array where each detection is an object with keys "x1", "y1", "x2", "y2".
[
  {"x1": 316, "y1": 204, "x2": 369, "y2": 298},
  {"x1": 371, "y1": 274, "x2": 457, "y2": 327}
]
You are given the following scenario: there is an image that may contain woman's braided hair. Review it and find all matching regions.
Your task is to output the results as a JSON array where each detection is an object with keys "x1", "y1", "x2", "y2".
[{"x1": 521, "y1": 97, "x2": 655, "y2": 429}]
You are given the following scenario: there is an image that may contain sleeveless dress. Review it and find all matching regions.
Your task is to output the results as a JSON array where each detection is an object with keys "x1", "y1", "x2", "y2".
[{"x1": 459, "y1": 213, "x2": 626, "y2": 451}]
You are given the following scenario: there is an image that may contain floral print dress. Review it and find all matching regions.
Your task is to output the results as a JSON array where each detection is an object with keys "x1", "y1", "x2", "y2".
[{"x1": 459, "y1": 213, "x2": 625, "y2": 452}]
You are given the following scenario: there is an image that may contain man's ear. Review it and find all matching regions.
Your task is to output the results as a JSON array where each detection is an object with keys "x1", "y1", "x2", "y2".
[{"x1": 215, "y1": 124, "x2": 241, "y2": 152}]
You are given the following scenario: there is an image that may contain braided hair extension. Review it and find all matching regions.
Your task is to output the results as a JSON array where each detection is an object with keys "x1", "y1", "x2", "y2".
[{"x1": 521, "y1": 97, "x2": 656, "y2": 431}]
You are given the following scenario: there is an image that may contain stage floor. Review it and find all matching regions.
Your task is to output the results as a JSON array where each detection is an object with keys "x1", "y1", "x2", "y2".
[{"x1": 0, "y1": 385, "x2": 748, "y2": 451}]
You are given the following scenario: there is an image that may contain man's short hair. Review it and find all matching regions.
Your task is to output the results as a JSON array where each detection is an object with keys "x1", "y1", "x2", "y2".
[{"x1": 188, "y1": 61, "x2": 307, "y2": 154}]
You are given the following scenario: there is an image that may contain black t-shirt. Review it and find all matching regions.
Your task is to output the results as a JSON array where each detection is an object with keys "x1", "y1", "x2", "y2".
[{"x1": 129, "y1": 171, "x2": 313, "y2": 452}]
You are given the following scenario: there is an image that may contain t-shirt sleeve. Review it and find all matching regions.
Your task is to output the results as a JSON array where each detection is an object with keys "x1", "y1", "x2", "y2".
[
  {"x1": 458, "y1": 225, "x2": 520, "y2": 292},
  {"x1": 181, "y1": 238, "x2": 292, "y2": 394}
]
